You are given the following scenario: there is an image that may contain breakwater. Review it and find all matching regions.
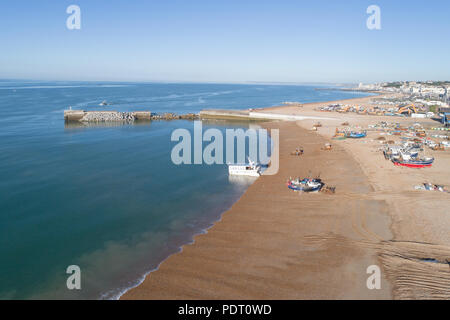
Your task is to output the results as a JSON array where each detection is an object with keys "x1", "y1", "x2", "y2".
[
  {"x1": 64, "y1": 109, "x2": 336, "y2": 124},
  {"x1": 64, "y1": 110, "x2": 335, "y2": 123}
]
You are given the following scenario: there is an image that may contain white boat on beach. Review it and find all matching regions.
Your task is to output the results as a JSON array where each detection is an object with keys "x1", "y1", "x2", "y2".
[{"x1": 228, "y1": 159, "x2": 261, "y2": 177}]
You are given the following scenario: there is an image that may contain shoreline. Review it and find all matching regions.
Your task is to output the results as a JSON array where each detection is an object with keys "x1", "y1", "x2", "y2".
[
  {"x1": 121, "y1": 93, "x2": 450, "y2": 300},
  {"x1": 113, "y1": 178, "x2": 257, "y2": 300}
]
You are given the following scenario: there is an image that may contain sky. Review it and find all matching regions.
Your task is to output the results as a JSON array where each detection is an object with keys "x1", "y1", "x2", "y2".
[{"x1": 0, "y1": 0, "x2": 449, "y2": 83}]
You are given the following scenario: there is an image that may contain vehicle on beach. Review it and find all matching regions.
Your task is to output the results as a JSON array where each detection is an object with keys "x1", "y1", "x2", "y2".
[
  {"x1": 228, "y1": 159, "x2": 261, "y2": 177},
  {"x1": 287, "y1": 178, "x2": 324, "y2": 192},
  {"x1": 290, "y1": 147, "x2": 304, "y2": 156},
  {"x1": 430, "y1": 143, "x2": 446, "y2": 151},
  {"x1": 333, "y1": 128, "x2": 347, "y2": 140},
  {"x1": 415, "y1": 182, "x2": 449, "y2": 193}
]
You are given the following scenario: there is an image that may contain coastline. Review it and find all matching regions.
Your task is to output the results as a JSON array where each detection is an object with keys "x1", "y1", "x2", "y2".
[
  {"x1": 112, "y1": 177, "x2": 257, "y2": 300},
  {"x1": 121, "y1": 93, "x2": 450, "y2": 300}
]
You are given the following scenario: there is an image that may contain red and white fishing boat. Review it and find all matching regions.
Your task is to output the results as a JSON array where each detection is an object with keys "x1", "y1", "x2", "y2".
[{"x1": 392, "y1": 157, "x2": 434, "y2": 168}]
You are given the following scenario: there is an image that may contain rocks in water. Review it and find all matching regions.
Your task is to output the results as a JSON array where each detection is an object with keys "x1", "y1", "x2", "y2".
[
  {"x1": 150, "y1": 113, "x2": 199, "y2": 120},
  {"x1": 74, "y1": 110, "x2": 199, "y2": 123},
  {"x1": 80, "y1": 112, "x2": 135, "y2": 122},
  {"x1": 180, "y1": 113, "x2": 199, "y2": 120},
  {"x1": 151, "y1": 113, "x2": 179, "y2": 120}
]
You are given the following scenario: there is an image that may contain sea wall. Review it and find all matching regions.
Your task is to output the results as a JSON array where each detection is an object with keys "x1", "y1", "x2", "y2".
[
  {"x1": 199, "y1": 110, "x2": 251, "y2": 120},
  {"x1": 199, "y1": 110, "x2": 337, "y2": 121}
]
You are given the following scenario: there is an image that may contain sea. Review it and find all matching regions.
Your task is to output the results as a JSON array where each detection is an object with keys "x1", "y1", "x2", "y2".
[{"x1": 0, "y1": 81, "x2": 373, "y2": 299}]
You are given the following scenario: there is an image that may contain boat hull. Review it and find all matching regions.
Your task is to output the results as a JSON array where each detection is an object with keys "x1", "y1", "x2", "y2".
[
  {"x1": 346, "y1": 133, "x2": 367, "y2": 139},
  {"x1": 228, "y1": 165, "x2": 261, "y2": 177},
  {"x1": 288, "y1": 184, "x2": 322, "y2": 192},
  {"x1": 287, "y1": 179, "x2": 324, "y2": 192},
  {"x1": 228, "y1": 169, "x2": 260, "y2": 177},
  {"x1": 393, "y1": 161, "x2": 433, "y2": 168}
]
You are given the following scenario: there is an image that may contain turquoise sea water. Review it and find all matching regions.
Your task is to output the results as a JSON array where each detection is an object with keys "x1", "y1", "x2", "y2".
[{"x1": 0, "y1": 81, "x2": 372, "y2": 299}]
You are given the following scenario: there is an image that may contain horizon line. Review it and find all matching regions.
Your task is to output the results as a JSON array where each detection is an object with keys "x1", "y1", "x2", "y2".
[{"x1": 1, "y1": 77, "x2": 448, "y2": 86}]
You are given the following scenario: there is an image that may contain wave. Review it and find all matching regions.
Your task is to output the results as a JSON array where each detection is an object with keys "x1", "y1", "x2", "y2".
[
  {"x1": 112, "y1": 90, "x2": 240, "y2": 106},
  {"x1": 0, "y1": 85, "x2": 132, "y2": 90}
]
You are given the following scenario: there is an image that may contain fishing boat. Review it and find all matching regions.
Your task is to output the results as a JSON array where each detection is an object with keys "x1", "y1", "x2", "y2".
[
  {"x1": 346, "y1": 131, "x2": 367, "y2": 139},
  {"x1": 392, "y1": 157, "x2": 434, "y2": 168},
  {"x1": 228, "y1": 158, "x2": 261, "y2": 177},
  {"x1": 287, "y1": 178, "x2": 324, "y2": 192}
]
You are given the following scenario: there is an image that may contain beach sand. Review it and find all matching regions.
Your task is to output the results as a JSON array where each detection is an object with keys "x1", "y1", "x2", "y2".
[{"x1": 122, "y1": 95, "x2": 450, "y2": 300}]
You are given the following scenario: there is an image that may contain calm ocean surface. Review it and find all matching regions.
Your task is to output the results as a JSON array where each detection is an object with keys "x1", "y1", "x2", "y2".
[{"x1": 0, "y1": 81, "x2": 372, "y2": 299}]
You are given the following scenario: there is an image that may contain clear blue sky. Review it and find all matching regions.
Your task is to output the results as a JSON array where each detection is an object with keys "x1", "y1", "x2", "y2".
[{"x1": 1, "y1": 0, "x2": 449, "y2": 83}]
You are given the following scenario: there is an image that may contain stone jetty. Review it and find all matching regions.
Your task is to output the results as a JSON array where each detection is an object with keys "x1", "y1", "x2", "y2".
[
  {"x1": 65, "y1": 108, "x2": 334, "y2": 123},
  {"x1": 64, "y1": 110, "x2": 198, "y2": 122}
]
